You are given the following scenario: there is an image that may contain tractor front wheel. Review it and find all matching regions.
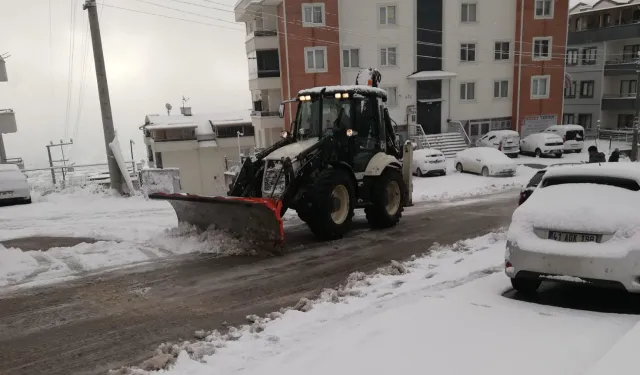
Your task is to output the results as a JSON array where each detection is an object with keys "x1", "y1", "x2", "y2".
[
  {"x1": 365, "y1": 168, "x2": 406, "y2": 229},
  {"x1": 305, "y1": 168, "x2": 356, "y2": 240}
]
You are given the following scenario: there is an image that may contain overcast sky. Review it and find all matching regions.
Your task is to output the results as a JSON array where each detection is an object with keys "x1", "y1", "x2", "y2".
[{"x1": 0, "y1": 0, "x2": 250, "y2": 167}]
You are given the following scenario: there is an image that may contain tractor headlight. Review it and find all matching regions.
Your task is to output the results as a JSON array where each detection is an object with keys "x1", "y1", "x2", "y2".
[
  {"x1": 281, "y1": 130, "x2": 288, "y2": 138},
  {"x1": 346, "y1": 129, "x2": 357, "y2": 137}
]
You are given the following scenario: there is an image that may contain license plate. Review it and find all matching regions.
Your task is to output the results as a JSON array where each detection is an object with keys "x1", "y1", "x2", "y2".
[
  {"x1": 0, "y1": 191, "x2": 12, "y2": 196},
  {"x1": 548, "y1": 231, "x2": 599, "y2": 243}
]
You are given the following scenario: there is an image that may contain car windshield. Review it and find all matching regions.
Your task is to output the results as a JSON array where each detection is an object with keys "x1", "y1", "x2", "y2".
[{"x1": 541, "y1": 175, "x2": 640, "y2": 191}]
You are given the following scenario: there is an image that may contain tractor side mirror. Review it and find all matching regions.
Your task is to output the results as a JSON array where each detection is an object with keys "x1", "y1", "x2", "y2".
[{"x1": 278, "y1": 103, "x2": 285, "y2": 118}]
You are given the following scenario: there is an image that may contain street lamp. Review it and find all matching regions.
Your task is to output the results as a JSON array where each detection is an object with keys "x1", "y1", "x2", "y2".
[{"x1": 237, "y1": 131, "x2": 244, "y2": 163}]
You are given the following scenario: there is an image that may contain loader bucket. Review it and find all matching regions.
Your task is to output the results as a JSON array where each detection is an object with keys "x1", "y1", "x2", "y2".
[{"x1": 149, "y1": 193, "x2": 285, "y2": 247}]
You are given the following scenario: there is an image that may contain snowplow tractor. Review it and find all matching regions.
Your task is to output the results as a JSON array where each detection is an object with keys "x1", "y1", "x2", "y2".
[{"x1": 149, "y1": 68, "x2": 411, "y2": 248}]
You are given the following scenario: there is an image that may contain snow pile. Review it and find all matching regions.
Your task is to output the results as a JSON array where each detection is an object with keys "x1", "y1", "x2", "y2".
[
  {"x1": 0, "y1": 223, "x2": 254, "y2": 289},
  {"x1": 413, "y1": 165, "x2": 534, "y2": 202}
]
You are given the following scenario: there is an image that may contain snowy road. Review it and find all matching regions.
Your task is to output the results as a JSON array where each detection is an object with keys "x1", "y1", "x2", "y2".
[{"x1": 0, "y1": 192, "x2": 517, "y2": 375}]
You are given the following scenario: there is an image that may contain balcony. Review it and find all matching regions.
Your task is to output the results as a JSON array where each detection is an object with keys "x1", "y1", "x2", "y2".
[
  {"x1": 601, "y1": 93, "x2": 637, "y2": 110},
  {"x1": 248, "y1": 70, "x2": 281, "y2": 90},
  {"x1": 604, "y1": 59, "x2": 637, "y2": 76},
  {"x1": 251, "y1": 111, "x2": 283, "y2": 129},
  {"x1": 246, "y1": 30, "x2": 279, "y2": 53},
  {"x1": 234, "y1": 0, "x2": 282, "y2": 22},
  {"x1": 569, "y1": 21, "x2": 640, "y2": 44},
  {"x1": 0, "y1": 109, "x2": 17, "y2": 133}
]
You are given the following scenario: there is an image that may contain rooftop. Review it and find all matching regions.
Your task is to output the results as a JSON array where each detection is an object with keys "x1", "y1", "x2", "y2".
[{"x1": 144, "y1": 110, "x2": 252, "y2": 137}]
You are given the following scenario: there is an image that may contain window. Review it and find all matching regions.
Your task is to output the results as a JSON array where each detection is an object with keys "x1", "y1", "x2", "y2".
[
  {"x1": 304, "y1": 47, "x2": 327, "y2": 72},
  {"x1": 379, "y1": 5, "x2": 397, "y2": 25},
  {"x1": 582, "y1": 47, "x2": 597, "y2": 65},
  {"x1": 577, "y1": 114, "x2": 592, "y2": 129},
  {"x1": 564, "y1": 81, "x2": 577, "y2": 98},
  {"x1": 493, "y1": 80, "x2": 508, "y2": 98},
  {"x1": 534, "y1": 0, "x2": 553, "y2": 18},
  {"x1": 460, "y1": 81, "x2": 476, "y2": 101},
  {"x1": 461, "y1": 3, "x2": 477, "y2": 22},
  {"x1": 532, "y1": 37, "x2": 552, "y2": 60},
  {"x1": 380, "y1": 47, "x2": 397, "y2": 66},
  {"x1": 342, "y1": 48, "x2": 360, "y2": 68},
  {"x1": 622, "y1": 45, "x2": 640, "y2": 62},
  {"x1": 302, "y1": 3, "x2": 325, "y2": 26},
  {"x1": 531, "y1": 75, "x2": 550, "y2": 99},
  {"x1": 566, "y1": 49, "x2": 578, "y2": 65},
  {"x1": 494, "y1": 41, "x2": 510, "y2": 60},
  {"x1": 579, "y1": 81, "x2": 594, "y2": 98},
  {"x1": 563, "y1": 113, "x2": 575, "y2": 124},
  {"x1": 383, "y1": 86, "x2": 398, "y2": 106},
  {"x1": 620, "y1": 80, "x2": 637, "y2": 96},
  {"x1": 542, "y1": 175, "x2": 640, "y2": 191},
  {"x1": 618, "y1": 114, "x2": 635, "y2": 128},
  {"x1": 460, "y1": 43, "x2": 476, "y2": 62}
]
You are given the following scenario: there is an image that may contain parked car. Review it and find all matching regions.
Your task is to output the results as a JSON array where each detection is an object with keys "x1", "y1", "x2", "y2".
[
  {"x1": 544, "y1": 124, "x2": 585, "y2": 153},
  {"x1": 505, "y1": 163, "x2": 640, "y2": 294},
  {"x1": 518, "y1": 162, "x2": 585, "y2": 205},
  {"x1": 475, "y1": 130, "x2": 520, "y2": 158},
  {"x1": 520, "y1": 133, "x2": 564, "y2": 158},
  {"x1": 0, "y1": 164, "x2": 31, "y2": 205},
  {"x1": 412, "y1": 148, "x2": 446, "y2": 177},
  {"x1": 454, "y1": 147, "x2": 517, "y2": 177}
]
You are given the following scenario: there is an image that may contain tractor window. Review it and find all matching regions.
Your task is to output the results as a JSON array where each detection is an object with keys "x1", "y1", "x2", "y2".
[
  {"x1": 295, "y1": 97, "x2": 352, "y2": 138},
  {"x1": 354, "y1": 96, "x2": 380, "y2": 149}
]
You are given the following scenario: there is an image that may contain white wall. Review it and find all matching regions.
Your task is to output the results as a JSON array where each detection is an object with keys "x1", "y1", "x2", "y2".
[
  {"x1": 338, "y1": 0, "x2": 416, "y2": 125},
  {"x1": 442, "y1": 0, "x2": 516, "y2": 121}
]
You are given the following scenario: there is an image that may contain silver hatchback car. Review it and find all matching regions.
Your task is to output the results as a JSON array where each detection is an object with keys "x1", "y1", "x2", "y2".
[{"x1": 505, "y1": 163, "x2": 640, "y2": 293}]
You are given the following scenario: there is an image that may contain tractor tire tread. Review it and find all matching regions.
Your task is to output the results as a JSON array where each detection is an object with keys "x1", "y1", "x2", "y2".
[
  {"x1": 305, "y1": 168, "x2": 355, "y2": 240},
  {"x1": 365, "y1": 168, "x2": 405, "y2": 229}
]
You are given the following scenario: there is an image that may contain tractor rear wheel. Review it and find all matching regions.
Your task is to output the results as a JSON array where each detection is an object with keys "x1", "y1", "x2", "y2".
[
  {"x1": 305, "y1": 168, "x2": 356, "y2": 240},
  {"x1": 365, "y1": 168, "x2": 406, "y2": 229}
]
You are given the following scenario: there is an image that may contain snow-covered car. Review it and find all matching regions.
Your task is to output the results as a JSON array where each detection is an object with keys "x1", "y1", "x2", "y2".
[
  {"x1": 518, "y1": 162, "x2": 585, "y2": 205},
  {"x1": 475, "y1": 130, "x2": 520, "y2": 158},
  {"x1": 412, "y1": 148, "x2": 446, "y2": 177},
  {"x1": 506, "y1": 163, "x2": 640, "y2": 293},
  {"x1": 454, "y1": 147, "x2": 517, "y2": 177},
  {"x1": 544, "y1": 124, "x2": 585, "y2": 153},
  {"x1": 0, "y1": 163, "x2": 31, "y2": 204},
  {"x1": 519, "y1": 133, "x2": 564, "y2": 158}
]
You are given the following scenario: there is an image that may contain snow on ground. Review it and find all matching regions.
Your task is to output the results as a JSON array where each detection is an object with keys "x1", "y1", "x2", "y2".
[{"x1": 113, "y1": 231, "x2": 639, "y2": 375}]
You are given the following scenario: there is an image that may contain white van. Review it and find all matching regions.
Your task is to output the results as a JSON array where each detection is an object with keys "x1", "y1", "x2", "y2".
[
  {"x1": 0, "y1": 164, "x2": 31, "y2": 204},
  {"x1": 519, "y1": 133, "x2": 564, "y2": 158},
  {"x1": 543, "y1": 124, "x2": 585, "y2": 153},
  {"x1": 475, "y1": 130, "x2": 520, "y2": 158}
]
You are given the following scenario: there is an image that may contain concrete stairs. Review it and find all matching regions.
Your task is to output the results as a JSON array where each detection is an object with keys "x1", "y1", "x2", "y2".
[{"x1": 423, "y1": 132, "x2": 469, "y2": 158}]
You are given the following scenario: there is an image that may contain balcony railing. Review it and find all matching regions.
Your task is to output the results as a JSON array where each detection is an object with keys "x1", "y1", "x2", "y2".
[
  {"x1": 257, "y1": 69, "x2": 280, "y2": 78},
  {"x1": 601, "y1": 93, "x2": 637, "y2": 110},
  {"x1": 254, "y1": 30, "x2": 277, "y2": 37},
  {"x1": 251, "y1": 110, "x2": 280, "y2": 117},
  {"x1": 604, "y1": 59, "x2": 638, "y2": 76},
  {"x1": 568, "y1": 20, "x2": 640, "y2": 44}
]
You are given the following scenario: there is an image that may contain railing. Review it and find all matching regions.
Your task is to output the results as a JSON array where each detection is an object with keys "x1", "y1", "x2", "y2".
[
  {"x1": 447, "y1": 120, "x2": 472, "y2": 146},
  {"x1": 597, "y1": 127, "x2": 635, "y2": 144},
  {"x1": 602, "y1": 93, "x2": 637, "y2": 99},
  {"x1": 256, "y1": 69, "x2": 280, "y2": 78},
  {"x1": 251, "y1": 110, "x2": 280, "y2": 117},
  {"x1": 408, "y1": 124, "x2": 431, "y2": 149},
  {"x1": 605, "y1": 58, "x2": 638, "y2": 65},
  {"x1": 254, "y1": 30, "x2": 277, "y2": 37}
]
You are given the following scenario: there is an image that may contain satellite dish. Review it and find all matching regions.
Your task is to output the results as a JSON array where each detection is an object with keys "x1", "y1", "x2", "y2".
[{"x1": 165, "y1": 103, "x2": 173, "y2": 111}]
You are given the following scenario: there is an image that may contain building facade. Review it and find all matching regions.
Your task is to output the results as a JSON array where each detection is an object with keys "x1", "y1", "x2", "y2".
[
  {"x1": 564, "y1": 0, "x2": 640, "y2": 131},
  {"x1": 234, "y1": 0, "x2": 569, "y2": 147}
]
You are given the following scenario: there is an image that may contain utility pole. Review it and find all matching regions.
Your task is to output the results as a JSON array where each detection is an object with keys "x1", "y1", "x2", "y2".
[
  {"x1": 633, "y1": 51, "x2": 640, "y2": 162},
  {"x1": 83, "y1": 0, "x2": 124, "y2": 194}
]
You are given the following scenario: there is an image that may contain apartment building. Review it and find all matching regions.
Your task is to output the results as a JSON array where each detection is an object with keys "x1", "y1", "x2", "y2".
[
  {"x1": 564, "y1": 0, "x2": 640, "y2": 131},
  {"x1": 234, "y1": 0, "x2": 569, "y2": 147}
]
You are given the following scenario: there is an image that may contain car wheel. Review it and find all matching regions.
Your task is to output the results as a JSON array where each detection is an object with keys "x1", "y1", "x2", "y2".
[
  {"x1": 535, "y1": 148, "x2": 542, "y2": 158},
  {"x1": 575, "y1": 149, "x2": 582, "y2": 154},
  {"x1": 455, "y1": 163, "x2": 463, "y2": 173},
  {"x1": 416, "y1": 168, "x2": 424, "y2": 177},
  {"x1": 511, "y1": 278, "x2": 541, "y2": 294},
  {"x1": 481, "y1": 167, "x2": 489, "y2": 177},
  {"x1": 555, "y1": 153, "x2": 562, "y2": 158}
]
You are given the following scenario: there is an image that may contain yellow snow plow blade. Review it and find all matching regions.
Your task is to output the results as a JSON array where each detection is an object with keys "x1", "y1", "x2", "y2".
[{"x1": 148, "y1": 193, "x2": 285, "y2": 247}]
